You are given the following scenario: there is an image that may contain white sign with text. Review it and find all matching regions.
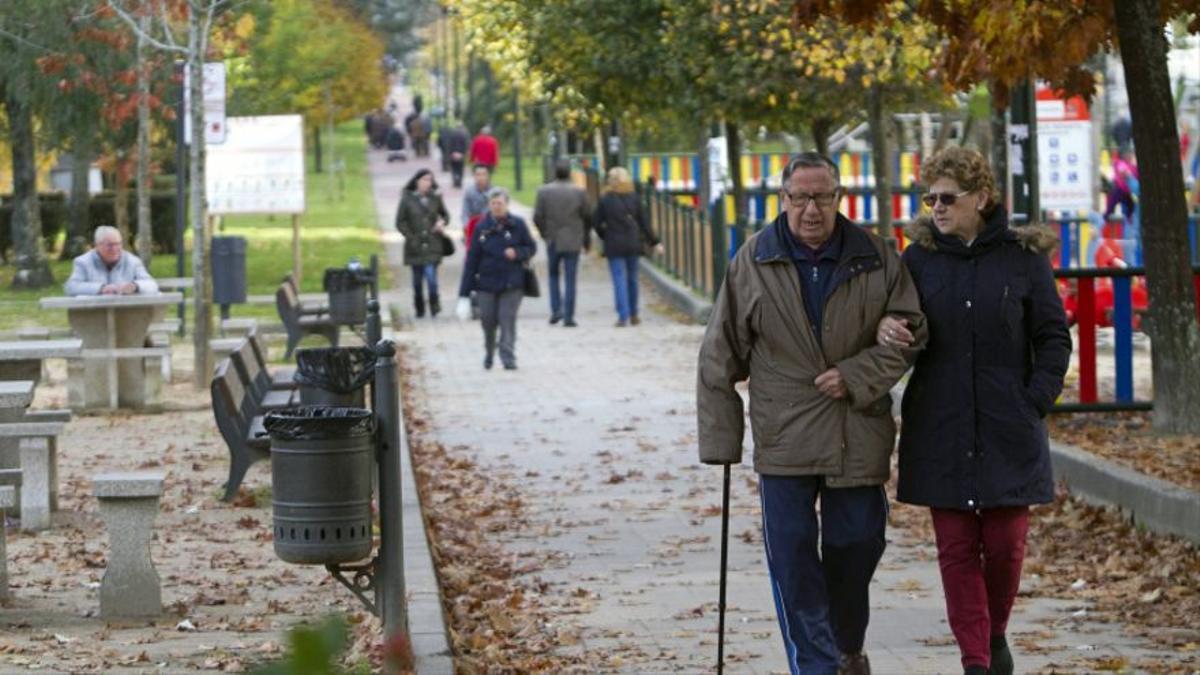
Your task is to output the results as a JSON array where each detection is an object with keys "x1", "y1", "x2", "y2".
[{"x1": 205, "y1": 115, "x2": 305, "y2": 215}]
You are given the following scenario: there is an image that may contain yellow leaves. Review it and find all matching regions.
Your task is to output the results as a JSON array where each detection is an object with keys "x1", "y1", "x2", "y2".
[{"x1": 233, "y1": 13, "x2": 255, "y2": 41}]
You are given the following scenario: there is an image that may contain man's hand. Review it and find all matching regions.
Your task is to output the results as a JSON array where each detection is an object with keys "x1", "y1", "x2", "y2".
[
  {"x1": 99, "y1": 284, "x2": 119, "y2": 295},
  {"x1": 118, "y1": 282, "x2": 137, "y2": 295},
  {"x1": 876, "y1": 315, "x2": 914, "y2": 348},
  {"x1": 503, "y1": 247, "x2": 517, "y2": 260},
  {"x1": 814, "y1": 367, "x2": 848, "y2": 399}
]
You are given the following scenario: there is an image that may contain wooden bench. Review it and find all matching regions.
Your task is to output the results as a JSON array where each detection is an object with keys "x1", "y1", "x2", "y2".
[
  {"x1": 283, "y1": 272, "x2": 330, "y2": 315},
  {"x1": 276, "y1": 282, "x2": 338, "y2": 359},
  {"x1": 229, "y1": 339, "x2": 298, "y2": 411},
  {"x1": 211, "y1": 358, "x2": 271, "y2": 501},
  {"x1": 248, "y1": 333, "x2": 296, "y2": 390}
]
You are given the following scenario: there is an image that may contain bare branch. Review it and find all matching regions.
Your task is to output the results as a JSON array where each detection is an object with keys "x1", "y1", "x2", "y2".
[{"x1": 108, "y1": 1, "x2": 186, "y2": 54}]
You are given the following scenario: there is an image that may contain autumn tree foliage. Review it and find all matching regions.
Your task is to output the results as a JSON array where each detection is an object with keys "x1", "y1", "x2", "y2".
[
  {"x1": 794, "y1": 0, "x2": 1200, "y2": 433},
  {"x1": 37, "y1": 2, "x2": 178, "y2": 258},
  {"x1": 224, "y1": 0, "x2": 389, "y2": 169}
]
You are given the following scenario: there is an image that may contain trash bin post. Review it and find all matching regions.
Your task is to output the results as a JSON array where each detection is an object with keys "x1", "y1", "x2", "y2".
[
  {"x1": 368, "y1": 254, "x2": 380, "y2": 300},
  {"x1": 366, "y1": 299, "x2": 381, "y2": 347},
  {"x1": 373, "y1": 339, "x2": 407, "y2": 638}
]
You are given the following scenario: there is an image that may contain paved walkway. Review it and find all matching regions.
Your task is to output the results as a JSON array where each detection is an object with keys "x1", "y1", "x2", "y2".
[{"x1": 368, "y1": 88, "x2": 1173, "y2": 673}]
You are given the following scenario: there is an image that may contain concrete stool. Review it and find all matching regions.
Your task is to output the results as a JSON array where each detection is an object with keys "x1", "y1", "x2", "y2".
[
  {"x1": 0, "y1": 484, "x2": 14, "y2": 600},
  {"x1": 94, "y1": 471, "x2": 165, "y2": 618}
]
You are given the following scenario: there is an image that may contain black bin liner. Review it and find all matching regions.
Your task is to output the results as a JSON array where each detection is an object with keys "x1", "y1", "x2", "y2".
[
  {"x1": 293, "y1": 347, "x2": 377, "y2": 394},
  {"x1": 323, "y1": 266, "x2": 373, "y2": 292},
  {"x1": 263, "y1": 406, "x2": 374, "y2": 441}
]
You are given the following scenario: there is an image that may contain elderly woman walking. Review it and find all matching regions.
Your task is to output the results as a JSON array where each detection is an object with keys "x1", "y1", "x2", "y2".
[
  {"x1": 879, "y1": 147, "x2": 1071, "y2": 675},
  {"x1": 592, "y1": 167, "x2": 662, "y2": 327},
  {"x1": 456, "y1": 187, "x2": 536, "y2": 370},
  {"x1": 395, "y1": 168, "x2": 450, "y2": 318}
]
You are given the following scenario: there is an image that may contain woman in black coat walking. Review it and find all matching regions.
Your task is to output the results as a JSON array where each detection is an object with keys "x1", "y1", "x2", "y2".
[
  {"x1": 879, "y1": 147, "x2": 1071, "y2": 675},
  {"x1": 592, "y1": 167, "x2": 662, "y2": 327}
]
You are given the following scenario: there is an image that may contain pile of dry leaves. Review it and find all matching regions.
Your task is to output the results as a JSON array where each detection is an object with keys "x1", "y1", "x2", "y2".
[
  {"x1": 1048, "y1": 411, "x2": 1200, "y2": 492},
  {"x1": 398, "y1": 351, "x2": 605, "y2": 673}
]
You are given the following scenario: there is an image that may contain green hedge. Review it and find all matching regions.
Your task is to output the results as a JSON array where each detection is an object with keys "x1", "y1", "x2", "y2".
[{"x1": 0, "y1": 191, "x2": 180, "y2": 259}]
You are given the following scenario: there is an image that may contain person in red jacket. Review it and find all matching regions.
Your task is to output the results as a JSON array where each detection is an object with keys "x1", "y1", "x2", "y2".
[{"x1": 468, "y1": 126, "x2": 499, "y2": 171}]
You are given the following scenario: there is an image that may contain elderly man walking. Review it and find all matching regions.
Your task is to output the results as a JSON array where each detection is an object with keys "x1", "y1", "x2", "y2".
[
  {"x1": 533, "y1": 159, "x2": 591, "y2": 326},
  {"x1": 697, "y1": 153, "x2": 927, "y2": 675},
  {"x1": 64, "y1": 226, "x2": 159, "y2": 296}
]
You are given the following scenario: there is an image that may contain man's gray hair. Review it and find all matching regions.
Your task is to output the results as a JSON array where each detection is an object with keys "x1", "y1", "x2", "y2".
[
  {"x1": 486, "y1": 186, "x2": 510, "y2": 202},
  {"x1": 782, "y1": 152, "x2": 840, "y2": 186},
  {"x1": 93, "y1": 225, "x2": 122, "y2": 245}
]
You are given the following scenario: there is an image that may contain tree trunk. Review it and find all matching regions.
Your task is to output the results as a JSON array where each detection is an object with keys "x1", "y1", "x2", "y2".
[
  {"x1": 5, "y1": 91, "x2": 53, "y2": 288},
  {"x1": 867, "y1": 85, "x2": 893, "y2": 239},
  {"x1": 989, "y1": 85, "x2": 1008, "y2": 208},
  {"x1": 63, "y1": 135, "x2": 93, "y2": 260},
  {"x1": 696, "y1": 121, "x2": 711, "y2": 208},
  {"x1": 136, "y1": 13, "x2": 153, "y2": 267},
  {"x1": 811, "y1": 117, "x2": 832, "y2": 157},
  {"x1": 1114, "y1": 0, "x2": 1200, "y2": 433},
  {"x1": 313, "y1": 125, "x2": 323, "y2": 174},
  {"x1": 114, "y1": 161, "x2": 131, "y2": 244},
  {"x1": 725, "y1": 121, "x2": 746, "y2": 227},
  {"x1": 189, "y1": 14, "x2": 212, "y2": 389}
]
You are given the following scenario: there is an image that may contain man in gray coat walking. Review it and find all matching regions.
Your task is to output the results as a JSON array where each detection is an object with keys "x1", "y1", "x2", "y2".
[{"x1": 533, "y1": 159, "x2": 591, "y2": 326}]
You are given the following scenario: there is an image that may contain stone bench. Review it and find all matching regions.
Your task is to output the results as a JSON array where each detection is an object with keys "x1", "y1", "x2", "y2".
[
  {"x1": 219, "y1": 317, "x2": 258, "y2": 338},
  {"x1": 94, "y1": 471, "x2": 165, "y2": 618},
  {"x1": 0, "y1": 418, "x2": 67, "y2": 530},
  {"x1": 0, "y1": 472, "x2": 18, "y2": 601}
]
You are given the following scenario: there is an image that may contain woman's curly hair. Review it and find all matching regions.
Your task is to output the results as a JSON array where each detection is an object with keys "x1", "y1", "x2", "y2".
[{"x1": 921, "y1": 147, "x2": 998, "y2": 211}]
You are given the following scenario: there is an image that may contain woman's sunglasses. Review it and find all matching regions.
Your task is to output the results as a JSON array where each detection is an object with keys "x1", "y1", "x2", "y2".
[{"x1": 921, "y1": 190, "x2": 971, "y2": 207}]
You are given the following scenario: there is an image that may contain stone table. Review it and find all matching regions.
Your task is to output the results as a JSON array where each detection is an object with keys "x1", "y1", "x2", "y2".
[
  {"x1": 39, "y1": 294, "x2": 182, "y2": 410},
  {"x1": 0, "y1": 339, "x2": 83, "y2": 384}
]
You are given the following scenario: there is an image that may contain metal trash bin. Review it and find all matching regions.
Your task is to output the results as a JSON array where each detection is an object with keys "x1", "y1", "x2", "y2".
[
  {"x1": 323, "y1": 263, "x2": 372, "y2": 325},
  {"x1": 264, "y1": 406, "x2": 375, "y2": 565},
  {"x1": 212, "y1": 236, "x2": 247, "y2": 306},
  {"x1": 293, "y1": 346, "x2": 376, "y2": 407}
]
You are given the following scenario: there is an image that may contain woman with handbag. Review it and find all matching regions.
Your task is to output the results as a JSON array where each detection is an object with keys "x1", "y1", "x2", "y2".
[
  {"x1": 593, "y1": 167, "x2": 663, "y2": 327},
  {"x1": 394, "y1": 169, "x2": 451, "y2": 318},
  {"x1": 456, "y1": 187, "x2": 537, "y2": 370}
]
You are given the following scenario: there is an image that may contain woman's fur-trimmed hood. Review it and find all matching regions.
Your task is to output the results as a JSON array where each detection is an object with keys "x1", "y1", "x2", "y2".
[{"x1": 903, "y1": 215, "x2": 1059, "y2": 255}]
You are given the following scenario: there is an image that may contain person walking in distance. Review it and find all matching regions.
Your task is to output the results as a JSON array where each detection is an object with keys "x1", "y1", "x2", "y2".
[
  {"x1": 442, "y1": 121, "x2": 470, "y2": 188},
  {"x1": 457, "y1": 188, "x2": 536, "y2": 370},
  {"x1": 533, "y1": 159, "x2": 591, "y2": 327},
  {"x1": 877, "y1": 147, "x2": 1071, "y2": 675},
  {"x1": 394, "y1": 169, "x2": 451, "y2": 318},
  {"x1": 592, "y1": 167, "x2": 662, "y2": 327},
  {"x1": 468, "y1": 125, "x2": 499, "y2": 172},
  {"x1": 697, "y1": 153, "x2": 927, "y2": 675}
]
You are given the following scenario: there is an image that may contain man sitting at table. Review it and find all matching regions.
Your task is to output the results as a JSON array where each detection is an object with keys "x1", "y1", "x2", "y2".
[{"x1": 64, "y1": 226, "x2": 159, "y2": 296}]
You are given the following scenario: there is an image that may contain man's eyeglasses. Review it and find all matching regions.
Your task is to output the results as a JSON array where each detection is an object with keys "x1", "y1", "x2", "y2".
[
  {"x1": 97, "y1": 242, "x2": 122, "y2": 249},
  {"x1": 921, "y1": 190, "x2": 971, "y2": 208},
  {"x1": 784, "y1": 191, "x2": 839, "y2": 209}
]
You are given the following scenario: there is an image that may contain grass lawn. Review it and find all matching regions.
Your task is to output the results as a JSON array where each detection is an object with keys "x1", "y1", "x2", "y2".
[
  {"x1": 489, "y1": 151, "x2": 543, "y2": 207},
  {"x1": 0, "y1": 121, "x2": 387, "y2": 333}
]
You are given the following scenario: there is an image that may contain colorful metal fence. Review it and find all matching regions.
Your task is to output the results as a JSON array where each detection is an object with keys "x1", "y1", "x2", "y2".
[{"x1": 634, "y1": 177, "x2": 1200, "y2": 413}]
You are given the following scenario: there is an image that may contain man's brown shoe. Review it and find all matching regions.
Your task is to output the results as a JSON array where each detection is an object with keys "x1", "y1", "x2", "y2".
[{"x1": 838, "y1": 652, "x2": 871, "y2": 675}]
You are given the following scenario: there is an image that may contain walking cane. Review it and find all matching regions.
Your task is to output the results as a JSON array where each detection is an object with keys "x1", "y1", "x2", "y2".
[{"x1": 717, "y1": 463, "x2": 732, "y2": 674}]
